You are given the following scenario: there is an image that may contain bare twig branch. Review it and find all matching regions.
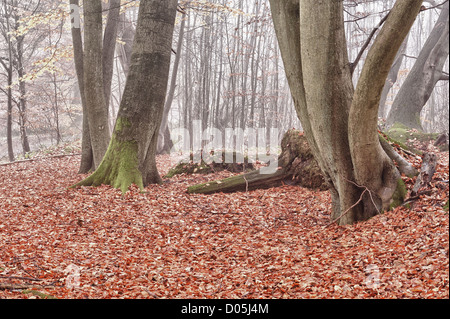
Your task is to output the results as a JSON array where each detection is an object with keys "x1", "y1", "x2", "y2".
[{"x1": 350, "y1": 13, "x2": 390, "y2": 74}]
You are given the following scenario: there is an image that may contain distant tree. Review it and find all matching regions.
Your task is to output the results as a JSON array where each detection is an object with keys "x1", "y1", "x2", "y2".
[
  {"x1": 0, "y1": 0, "x2": 41, "y2": 158},
  {"x1": 74, "y1": 0, "x2": 178, "y2": 193},
  {"x1": 386, "y1": 1, "x2": 449, "y2": 131},
  {"x1": 70, "y1": 0, "x2": 121, "y2": 172},
  {"x1": 0, "y1": 0, "x2": 15, "y2": 161}
]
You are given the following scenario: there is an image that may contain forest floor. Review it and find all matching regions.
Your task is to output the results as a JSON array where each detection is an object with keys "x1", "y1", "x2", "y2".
[{"x1": 0, "y1": 144, "x2": 448, "y2": 299}]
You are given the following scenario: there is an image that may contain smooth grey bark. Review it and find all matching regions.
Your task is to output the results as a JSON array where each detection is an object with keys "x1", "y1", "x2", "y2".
[
  {"x1": 117, "y1": 12, "x2": 134, "y2": 78},
  {"x1": 0, "y1": 0, "x2": 15, "y2": 161},
  {"x1": 70, "y1": 0, "x2": 94, "y2": 173},
  {"x1": 74, "y1": 0, "x2": 178, "y2": 193},
  {"x1": 386, "y1": 2, "x2": 449, "y2": 130},
  {"x1": 102, "y1": 0, "x2": 121, "y2": 112},
  {"x1": 71, "y1": 0, "x2": 120, "y2": 172},
  {"x1": 0, "y1": 53, "x2": 15, "y2": 161},
  {"x1": 157, "y1": 13, "x2": 186, "y2": 154},
  {"x1": 83, "y1": 0, "x2": 111, "y2": 168},
  {"x1": 349, "y1": 0, "x2": 423, "y2": 218}
]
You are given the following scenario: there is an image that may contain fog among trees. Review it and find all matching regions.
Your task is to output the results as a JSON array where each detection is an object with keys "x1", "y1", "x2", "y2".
[{"x1": 1, "y1": 0, "x2": 447, "y2": 162}]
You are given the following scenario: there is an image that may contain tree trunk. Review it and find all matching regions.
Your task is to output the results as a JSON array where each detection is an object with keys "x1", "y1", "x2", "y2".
[
  {"x1": 349, "y1": 0, "x2": 423, "y2": 220},
  {"x1": 1, "y1": 0, "x2": 15, "y2": 162},
  {"x1": 117, "y1": 12, "x2": 134, "y2": 78},
  {"x1": 70, "y1": 0, "x2": 94, "y2": 173},
  {"x1": 5, "y1": 64, "x2": 14, "y2": 161},
  {"x1": 6, "y1": 81, "x2": 14, "y2": 162},
  {"x1": 157, "y1": 13, "x2": 186, "y2": 154},
  {"x1": 386, "y1": 2, "x2": 449, "y2": 131},
  {"x1": 83, "y1": 0, "x2": 111, "y2": 168},
  {"x1": 102, "y1": 0, "x2": 121, "y2": 112},
  {"x1": 73, "y1": 0, "x2": 178, "y2": 193},
  {"x1": 269, "y1": 0, "x2": 422, "y2": 225}
]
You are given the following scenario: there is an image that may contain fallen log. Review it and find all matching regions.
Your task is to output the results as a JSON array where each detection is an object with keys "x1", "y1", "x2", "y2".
[
  {"x1": 411, "y1": 152, "x2": 438, "y2": 196},
  {"x1": 165, "y1": 151, "x2": 254, "y2": 178},
  {"x1": 187, "y1": 130, "x2": 328, "y2": 194},
  {"x1": 187, "y1": 167, "x2": 287, "y2": 194}
]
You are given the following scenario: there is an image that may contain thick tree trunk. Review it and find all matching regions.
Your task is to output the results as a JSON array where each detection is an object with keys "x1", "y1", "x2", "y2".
[
  {"x1": 269, "y1": 0, "x2": 422, "y2": 224},
  {"x1": 298, "y1": 0, "x2": 364, "y2": 224},
  {"x1": 71, "y1": 0, "x2": 120, "y2": 172},
  {"x1": 16, "y1": 35, "x2": 31, "y2": 155},
  {"x1": 386, "y1": 2, "x2": 449, "y2": 131},
  {"x1": 74, "y1": 0, "x2": 178, "y2": 193},
  {"x1": 83, "y1": 0, "x2": 111, "y2": 168}
]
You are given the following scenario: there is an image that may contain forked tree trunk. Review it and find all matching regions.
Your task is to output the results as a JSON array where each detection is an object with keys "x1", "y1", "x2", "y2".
[
  {"x1": 73, "y1": 0, "x2": 178, "y2": 193},
  {"x1": 70, "y1": 0, "x2": 94, "y2": 173},
  {"x1": 71, "y1": 0, "x2": 120, "y2": 172},
  {"x1": 269, "y1": 0, "x2": 423, "y2": 225}
]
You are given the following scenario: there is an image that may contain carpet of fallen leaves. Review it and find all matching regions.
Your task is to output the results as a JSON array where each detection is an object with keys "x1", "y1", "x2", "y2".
[{"x1": 0, "y1": 148, "x2": 448, "y2": 299}]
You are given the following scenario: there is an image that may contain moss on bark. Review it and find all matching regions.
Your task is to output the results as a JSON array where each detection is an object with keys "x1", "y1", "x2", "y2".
[
  {"x1": 385, "y1": 122, "x2": 440, "y2": 153},
  {"x1": 72, "y1": 134, "x2": 144, "y2": 194},
  {"x1": 389, "y1": 178, "x2": 407, "y2": 211}
]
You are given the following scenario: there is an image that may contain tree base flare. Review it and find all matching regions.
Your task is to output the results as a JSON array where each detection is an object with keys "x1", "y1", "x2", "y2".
[{"x1": 72, "y1": 138, "x2": 145, "y2": 194}]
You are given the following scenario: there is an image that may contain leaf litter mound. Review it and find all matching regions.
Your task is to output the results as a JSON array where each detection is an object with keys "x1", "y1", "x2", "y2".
[{"x1": 0, "y1": 151, "x2": 448, "y2": 299}]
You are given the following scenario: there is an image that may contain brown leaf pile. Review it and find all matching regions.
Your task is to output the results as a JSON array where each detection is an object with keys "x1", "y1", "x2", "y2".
[{"x1": 0, "y1": 152, "x2": 448, "y2": 299}]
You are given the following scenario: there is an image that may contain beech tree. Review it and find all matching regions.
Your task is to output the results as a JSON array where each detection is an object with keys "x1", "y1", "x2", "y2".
[
  {"x1": 70, "y1": 0, "x2": 121, "y2": 172},
  {"x1": 386, "y1": 1, "x2": 449, "y2": 130},
  {"x1": 0, "y1": 0, "x2": 14, "y2": 161},
  {"x1": 269, "y1": 0, "x2": 423, "y2": 225},
  {"x1": 74, "y1": 0, "x2": 178, "y2": 193},
  {"x1": 157, "y1": 11, "x2": 186, "y2": 155}
]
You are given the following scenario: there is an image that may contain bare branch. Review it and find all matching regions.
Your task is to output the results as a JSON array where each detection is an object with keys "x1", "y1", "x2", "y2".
[{"x1": 350, "y1": 12, "x2": 390, "y2": 75}]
